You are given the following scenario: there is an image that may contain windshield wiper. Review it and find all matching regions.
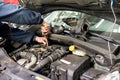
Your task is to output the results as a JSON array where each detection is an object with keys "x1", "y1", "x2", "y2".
[{"x1": 88, "y1": 32, "x2": 120, "y2": 45}]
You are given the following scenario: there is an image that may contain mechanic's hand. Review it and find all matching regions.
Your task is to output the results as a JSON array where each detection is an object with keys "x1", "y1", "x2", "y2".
[
  {"x1": 40, "y1": 21, "x2": 50, "y2": 36},
  {"x1": 34, "y1": 36, "x2": 48, "y2": 46}
]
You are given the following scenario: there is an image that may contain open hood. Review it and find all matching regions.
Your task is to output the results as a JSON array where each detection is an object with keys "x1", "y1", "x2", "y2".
[
  {"x1": 19, "y1": 0, "x2": 120, "y2": 24},
  {"x1": 19, "y1": 0, "x2": 99, "y2": 7},
  {"x1": 19, "y1": 0, "x2": 108, "y2": 8}
]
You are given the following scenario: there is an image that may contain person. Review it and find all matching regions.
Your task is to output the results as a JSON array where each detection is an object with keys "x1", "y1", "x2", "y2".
[{"x1": 0, "y1": 1, "x2": 50, "y2": 46}]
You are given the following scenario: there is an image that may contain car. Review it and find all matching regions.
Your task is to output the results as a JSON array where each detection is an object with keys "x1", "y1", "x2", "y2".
[{"x1": 0, "y1": 0, "x2": 120, "y2": 80}]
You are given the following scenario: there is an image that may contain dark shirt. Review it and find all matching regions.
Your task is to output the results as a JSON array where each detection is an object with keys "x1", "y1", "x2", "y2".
[{"x1": 0, "y1": 2, "x2": 43, "y2": 43}]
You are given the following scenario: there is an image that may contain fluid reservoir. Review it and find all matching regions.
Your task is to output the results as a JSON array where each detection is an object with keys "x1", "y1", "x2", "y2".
[{"x1": 69, "y1": 45, "x2": 87, "y2": 56}]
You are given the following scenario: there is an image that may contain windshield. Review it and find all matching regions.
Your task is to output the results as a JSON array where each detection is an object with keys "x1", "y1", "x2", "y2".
[{"x1": 44, "y1": 11, "x2": 120, "y2": 40}]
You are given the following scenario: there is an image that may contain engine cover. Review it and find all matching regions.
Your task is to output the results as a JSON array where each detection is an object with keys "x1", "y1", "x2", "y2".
[{"x1": 50, "y1": 54, "x2": 90, "y2": 80}]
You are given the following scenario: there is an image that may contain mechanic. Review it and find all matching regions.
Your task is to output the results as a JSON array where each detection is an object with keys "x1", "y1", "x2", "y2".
[{"x1": 0, "y1": 1, "x2": 50, "y2": 45}]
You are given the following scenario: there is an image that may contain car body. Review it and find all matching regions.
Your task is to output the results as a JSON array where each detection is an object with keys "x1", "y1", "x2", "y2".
[{"x1": 0, "y1": 0, "x2": 120, "y2": 80}]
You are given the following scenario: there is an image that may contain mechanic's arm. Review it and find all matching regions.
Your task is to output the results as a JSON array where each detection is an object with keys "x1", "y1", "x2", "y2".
[
  {"x1": 0, "y1": 2, "x2": 42, "y2": 24},
  {"x1": 0, "y1": 24, "x2": 48, "y2": 45},
  {"x1": 0, "y1": 2, "x2": 49, "y2": 36}
]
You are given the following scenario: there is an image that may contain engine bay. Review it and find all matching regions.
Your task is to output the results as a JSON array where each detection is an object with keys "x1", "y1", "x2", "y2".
[
  {"x1": 0, "y1": 21, "x2": 120, "y2": 80},
  {"x1": 3, "y1": 32, "x2": 119, "y2": 80}
]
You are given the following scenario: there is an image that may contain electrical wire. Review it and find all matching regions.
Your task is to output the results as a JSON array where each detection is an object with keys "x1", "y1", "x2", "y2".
[{"x1": 108, "y1": 0, "x2": 117, "y2": 66}]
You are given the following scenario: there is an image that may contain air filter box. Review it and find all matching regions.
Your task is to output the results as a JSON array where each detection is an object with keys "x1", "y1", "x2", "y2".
[{"x1": 50, "y1": 54, "x2": 90, "y2": 80}]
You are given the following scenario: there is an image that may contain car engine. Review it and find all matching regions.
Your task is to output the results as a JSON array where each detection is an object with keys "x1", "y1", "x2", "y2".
[{"x1": 13, "y1": 43, "x2": 92, "y2": 80}]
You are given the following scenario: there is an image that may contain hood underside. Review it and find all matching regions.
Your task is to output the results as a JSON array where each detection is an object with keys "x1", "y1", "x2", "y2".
[
  {"x1": 19, "y1": 0, "x2": 120, "y2": 24},
  {"x1": 20, "y1": 0, "x2": 99, "y2": 6}
]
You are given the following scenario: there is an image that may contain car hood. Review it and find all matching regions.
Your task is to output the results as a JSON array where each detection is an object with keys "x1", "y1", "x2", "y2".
[
  {"x1": 20, "y1": 0, "x2": 98, "y2": 6},
  {"x1": 19, "y1": 0, "x2": 120, "y2": 24}
]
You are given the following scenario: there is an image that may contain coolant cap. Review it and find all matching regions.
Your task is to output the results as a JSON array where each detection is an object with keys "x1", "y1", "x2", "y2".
[{"x1": 69, "y1": 45, "x2": 75, "y2": 51}]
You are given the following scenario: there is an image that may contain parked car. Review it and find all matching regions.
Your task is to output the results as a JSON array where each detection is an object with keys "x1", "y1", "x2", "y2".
[{"x1": 0, "y1": 0, "x2": 120, "y2": 80}]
